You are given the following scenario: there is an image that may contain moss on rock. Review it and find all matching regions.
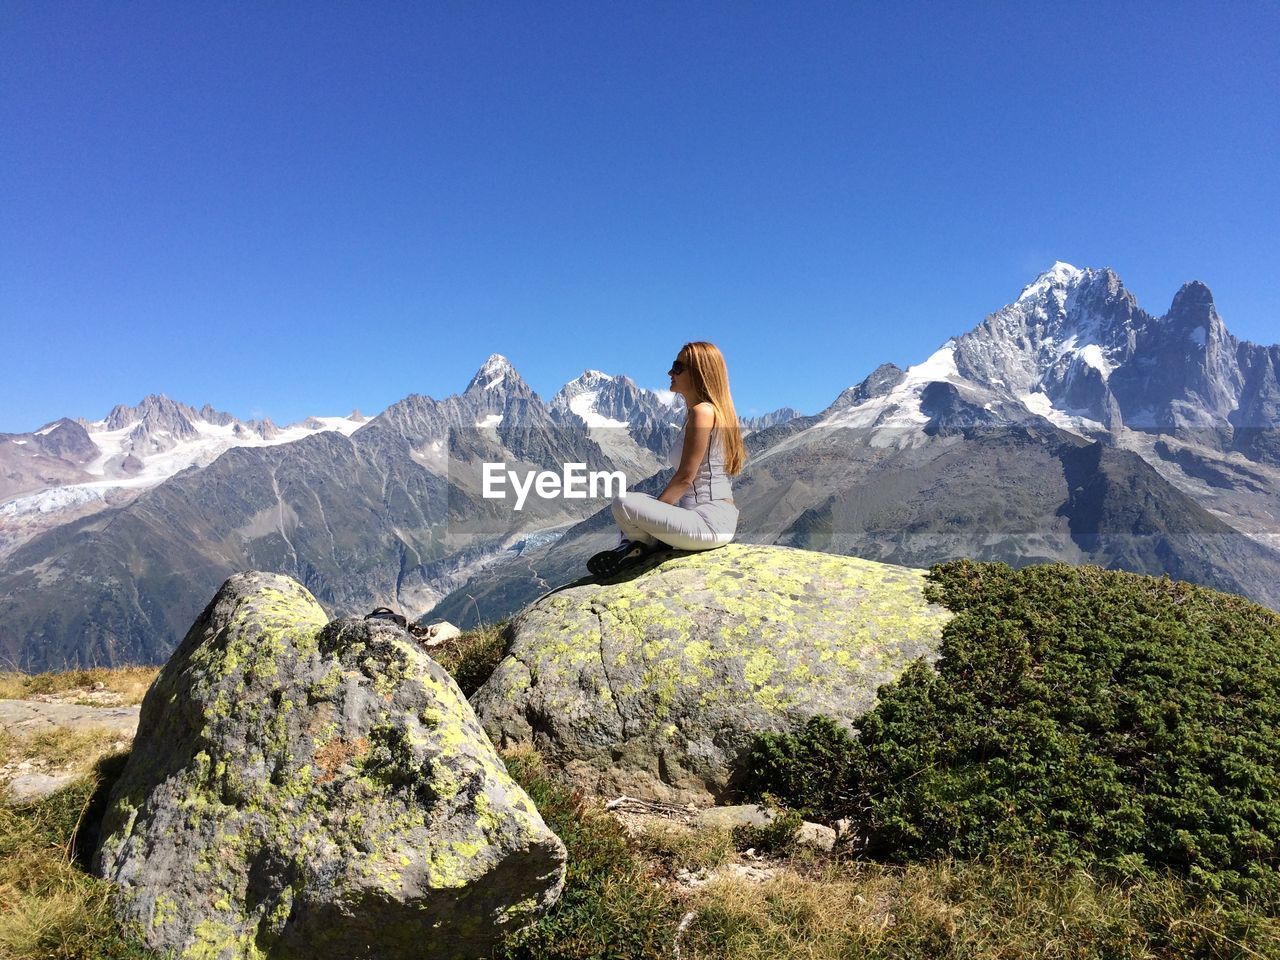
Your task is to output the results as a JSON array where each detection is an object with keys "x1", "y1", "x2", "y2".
[
  {"x1": 472, "y1": 544, "x2": 953, "y2": 803},
  {"x1": 93, "y1": 571, "x2": 565, "y2": 960}
]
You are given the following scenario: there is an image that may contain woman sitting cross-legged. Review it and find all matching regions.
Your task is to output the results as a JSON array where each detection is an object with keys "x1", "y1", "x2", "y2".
[{"x1": 587, "y1": 340, "x2": 745, "y2": 576}]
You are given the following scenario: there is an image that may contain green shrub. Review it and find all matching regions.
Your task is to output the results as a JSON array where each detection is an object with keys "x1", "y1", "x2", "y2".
[
  {"x1": 732, "y1": 804, "x2": 804, "y2": 855},
  {"x1": 497, "y1": 747, "x2": 680, "y2": 959},
  {"x1": 746, "y1": 715, "x2": 861, "y2": 824},
  {"x1": 747, "y1": 560, "x2": 1280, "y2": 906}
]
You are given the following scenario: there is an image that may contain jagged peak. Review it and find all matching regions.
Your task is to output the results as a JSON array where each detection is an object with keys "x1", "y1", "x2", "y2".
[
  {"x1": 1165, "y1": 281, "x2": 1223, "y2": 347},
  {"x1": 465, "y1": 353, "x2": 521, "y2": 393},
  {"x1": 105, "y1": 394, "x2": 200, "y2": 431},
  {"x1": 1016, "y1": 262, "x2": 1087, "y2": 304},
  {"x1": 557, "y1": 369, "x2": 626, "y2": 395},
  {"x1": 1169, "y1": 280, "x2": 1216, "y2": 312}
]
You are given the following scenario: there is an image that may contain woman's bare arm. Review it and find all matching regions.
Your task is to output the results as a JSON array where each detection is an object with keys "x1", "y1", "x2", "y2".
[{"x1": 658, "y1": 403, "x2": 715, "y2": 505}]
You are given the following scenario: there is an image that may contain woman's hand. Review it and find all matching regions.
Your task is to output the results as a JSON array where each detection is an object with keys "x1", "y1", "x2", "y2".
[{"x1": 658, "y1": 402, "x2": 715, "y2": 505}]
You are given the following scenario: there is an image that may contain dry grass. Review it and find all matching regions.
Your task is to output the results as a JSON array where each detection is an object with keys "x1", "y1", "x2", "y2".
[
  {"x1": 429, "y1": 622, "x2": 508, "y2": 696},
  {"x1": 0, "y1": 727, "x2": 125, "y2": 774},
  {"x1": 0, "y1": 760, "x2": 154, "y2": 959},
  {"x1": 681, "y1": 855, "x2": 1280, "y2": 960},
  {"x1": 0, "y1": 667, "x2": 159, "y2": 705},
  {"x1": 633, "y1": 821, "x2": 735, "y2": 874}
]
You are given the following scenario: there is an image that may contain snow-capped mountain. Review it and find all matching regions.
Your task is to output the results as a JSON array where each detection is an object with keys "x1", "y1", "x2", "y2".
[
  {"x1": 786, "y1": 262, "x2": 1278, "y2": 459},
  {"x1": 429, "y1": 265, "x2": 1280, "y2": 628},
  {"x1": 0, "y1": 396, "x2": 367, "y2": 558},
  {"x1": 5, "y1": 282, "x2": 1275, "y2": 671},
  {"x1": 950, "y1": 261, "x2": 1277, "y2": 450},
  {"x1": 550, "y1": 369, "x2": 679, "y2": 473}
]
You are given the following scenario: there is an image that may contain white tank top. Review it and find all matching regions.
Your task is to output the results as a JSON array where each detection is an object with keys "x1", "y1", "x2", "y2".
[{"x1": 669, "y1": 412, "x2": 734, "y2": 506}]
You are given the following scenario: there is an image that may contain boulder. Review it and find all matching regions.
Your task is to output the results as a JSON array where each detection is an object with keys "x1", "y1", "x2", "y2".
[
  {"x1": 94, "y1": 572, "x2": 565, "y2": 960},
  {"x1": 472, "y1": 544, "x2": 952, "y2": 803},
  {"x1": 694, "y1": 805, "x2": 837, "y2": 852}
]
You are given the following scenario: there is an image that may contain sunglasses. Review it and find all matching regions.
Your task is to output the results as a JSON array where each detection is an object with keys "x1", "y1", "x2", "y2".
[{"x1": 669, "y1": 360, "x2": 686, "y2": 376}]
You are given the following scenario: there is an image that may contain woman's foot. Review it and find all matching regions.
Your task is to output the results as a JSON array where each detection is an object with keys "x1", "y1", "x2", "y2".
[{"x1": 587, "y1": 539, "x2": 652, "y2": 577}]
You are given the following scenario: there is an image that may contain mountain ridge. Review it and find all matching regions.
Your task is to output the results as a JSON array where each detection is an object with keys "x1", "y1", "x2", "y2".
[{"x1": 3, "y1": 264, "x2": 1278, "y2": 669}]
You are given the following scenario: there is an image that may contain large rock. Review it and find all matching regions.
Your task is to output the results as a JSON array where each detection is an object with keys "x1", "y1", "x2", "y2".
[
  {"x1": 94, "y1": 572, "x2": 565, "y2": 960},
  {"x1": 472, "y1": 543, "x2": 953, "y2": 803}
]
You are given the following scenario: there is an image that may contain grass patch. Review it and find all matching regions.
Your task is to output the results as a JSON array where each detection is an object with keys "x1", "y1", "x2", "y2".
[
  {"x1": 633, "y1": 821, "x2": 735, "y2": 875},
  {"x1": 0, "y1": 727, "x2": 124, "y2": 774},
  {"x1": 497, "y1": 745, "x2": 682, "y2": 959},
  {"x1": 0, "y1": 758, "x2": 155, "y2": 960},
  {"x1": 683, "y1": 854, "x2": 1280, "y2": 960},
  {"x1": 431, "y1": 621, "x2": 509, "y2": 696},
  {"x1": 0, "y1": 667, "x2": 158, "y2": 705}
]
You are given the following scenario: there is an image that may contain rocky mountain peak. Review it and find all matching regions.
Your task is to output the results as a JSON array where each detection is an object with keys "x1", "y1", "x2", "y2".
[
  {"x1": 551, "y1": 370, "x2": 625, "y2": 409},
  {"x1": 197, "y1": 404, "x2": 237, "y2": 427},
  {"x1": 1016, "y1": 261, "x2": 1086, "y2": 304},
  {"x1": 105, "y1": 394, "x2": 200, "y2": 441},
  {"x1": 1165, "y1": 281, "x2": 1223, "y2": 344},
  {"x1": 465, "y1": 354, "x2": 520, "y2": 394}
]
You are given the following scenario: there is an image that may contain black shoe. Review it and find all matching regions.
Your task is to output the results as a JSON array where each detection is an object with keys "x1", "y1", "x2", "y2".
[{"x1": 587, "y1": 540, "x2": 651, "y2": 577}]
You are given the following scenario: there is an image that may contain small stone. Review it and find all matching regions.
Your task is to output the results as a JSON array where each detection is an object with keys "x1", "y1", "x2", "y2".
[
  {"x1": 7, "y1": 771, "x2": 77, "y2": 802},
  {"x1": 421, "y1": 620, "x2": 462, "y2": 646},
  {"x1": 797, "y1": 821, "x2": 837, "y2": 852}
]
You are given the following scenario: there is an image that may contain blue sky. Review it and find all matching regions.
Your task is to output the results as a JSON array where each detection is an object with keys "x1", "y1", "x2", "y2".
[{"x1": 2, "y1": 1, "x2": 1277, "y2": 431}]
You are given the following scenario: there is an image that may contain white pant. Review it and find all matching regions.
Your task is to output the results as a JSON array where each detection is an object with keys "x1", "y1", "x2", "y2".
[{"x1": 610, "y1": 492, "x2": 739, "y2": 551}]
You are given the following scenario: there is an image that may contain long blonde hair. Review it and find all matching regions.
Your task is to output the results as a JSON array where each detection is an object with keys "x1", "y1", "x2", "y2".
[{"x1": 680, "y1": 341, "x2": 746, "y2": 476}]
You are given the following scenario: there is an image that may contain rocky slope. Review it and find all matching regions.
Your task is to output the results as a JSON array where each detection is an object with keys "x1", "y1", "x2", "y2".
[{"x1": 0, "y1": 395, "x2": 366, "y2": 559}]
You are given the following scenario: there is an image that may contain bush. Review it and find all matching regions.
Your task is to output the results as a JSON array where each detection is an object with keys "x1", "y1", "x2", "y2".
[
  {"x1": 745, "y1": 716, "x2": 861, "y2": 824},
  {"x1": 731, "y1": 804, "x2": 804, "y2": 856},
  {"x1": 747, "y1": 560, "x2": 1280, "y2": 906}
]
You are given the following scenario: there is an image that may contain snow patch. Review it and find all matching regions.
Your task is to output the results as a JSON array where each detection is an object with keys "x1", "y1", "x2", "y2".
[
  {"x1": 477, "y1": 414, "x2": 503, "y2": 428},
  {"x1": 1017, "y1": 261, "x2": 1084, "y2": 304},
  {"x1": 1077, "y1": 344, "x2": 1116, "y2": 380},
  {"x1": 1018, "y1": 391, "x2": 1055, "y2": 418},
  {"x1": 814, "y1": 342, "x2": 962, "y2": 441},
  {"x1": 1017, "y1": 391, "x2": 1106, "y2": 434},
  {"x1": 567, "y1": 392, "x2": 629, "y2": 430}
]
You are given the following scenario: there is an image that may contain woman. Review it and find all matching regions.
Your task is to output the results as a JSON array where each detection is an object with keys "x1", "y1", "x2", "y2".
[{"x1": 587, "y1": 341, "x2": 745, "y2": 576}]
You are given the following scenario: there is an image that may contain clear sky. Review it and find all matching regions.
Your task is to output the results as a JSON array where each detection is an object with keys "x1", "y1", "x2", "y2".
[{"x1": 2, "y1": 1, "x2": 1277, "y2": 432}]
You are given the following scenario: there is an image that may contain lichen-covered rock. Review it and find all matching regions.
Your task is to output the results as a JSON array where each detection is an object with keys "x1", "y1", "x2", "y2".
[
  {"x1": 472, "y1": 544, "x2": 952, "y2": 803},
  {"x1": 94, "y1": 572, "x2": 565, "y2": 960}
]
